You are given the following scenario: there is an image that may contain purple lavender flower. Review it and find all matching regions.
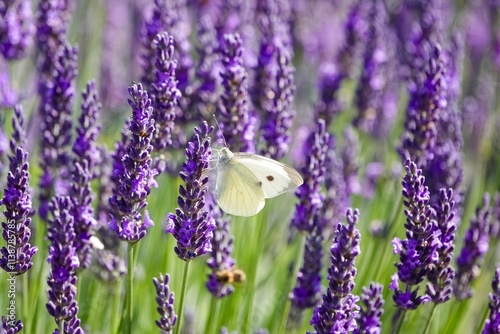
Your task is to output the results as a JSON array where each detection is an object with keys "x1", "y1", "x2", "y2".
[
  {"x1": 353, "y1": 0, "x2": 393, "y2": 136},
  {"x1": 454, "y1": 194, "x2": 491, "y2": 300},
  {"x1": 426, "y1": 188, "x2": 456, "y2": 303},
  {"x1": 150, "y1": 32, "x2": 181, "y2": 159},
  {"x1": 192, "y1": 16, "x2": 219, "y2": 117},
  {"x1": 153, "y1": 273, "x2": 177, "y2": 333},
  {"x1": 218, "y1": 33, "x2": 255, "y2": 153},
  {"x1": 38, "y1": 42, "x2": 77, "y2": 221},
  {"x1": 314, "y1": 62, "x2": 343, "y2": 128},
  {"x1": 35, "y1": 0, "x2": 71, "y2": 86},
  {"x1": 341, "y1": 127, "x2": 361, "y2": 196},
  {"x1": 289, "y1": 217, "x2": 323, "y2": 310},
  {"x1": 354, "y1": 282, "x2": 384, "y2": 334},
  {"x1": 46, "y1": 196, "x2": 83, "y2": 334},
  {"x1": 0, "y1": 0, "x2": 34, "y2": 60},
  {"x1": 311, "y1": 208, "x2": 361, "y2": 333},
  {"x1": 108, "y1": 83, "x2": 157, "y2": 244},
  {"x1": 166, "y1": 121, "x2": 215, "y2": 260},
  {"x1": 291, "y1": 119, "x2": 329, "y2": 233},
  {"x1": 141, "y1": 0, "x2": 192, "y2": 95},
  {"x1": 206, "y1": 193, "x2": 236, "y2": 298},
  {"x1": 337, "y1": 0, "x2": 368, "y2": 80},
  {"x1": 399, "y1": 43, "x2": 446, "y2": 169},
  {"x1": 98, "y1": 0, "x2": 130, "y2": 111},
  {"x1": 0, "y1": 105, "x2": 37, "y2": 275},
  {"x1": 259, "y1": 42, "x2": 295, "y2": 160},
  {"x1": 390, "y1": 159, "x2": 438, "y2": 310},
  {"x1": 482, "y1": 267, "x2": 500, "y2": 334},
  {"x1": 0, "y1": 70, "x2": 17, "y2": 108},
  {"x1": 1, "y1": 318, "x2": 22, "y2": 334}
]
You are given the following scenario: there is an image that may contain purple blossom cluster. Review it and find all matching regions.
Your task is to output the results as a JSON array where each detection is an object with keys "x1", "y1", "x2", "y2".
[
  {"x1": 217, "y1": 33, "x2": 255, "y2": 153},
  {"x1": 311, "y1": 208, "x2": 361, "y2": 333},
  {"x1": 108, "y1": 83, "x2": 157, "y2": 243},
  {"x1": 38, "y1": 42, "x2": 78, "y2": 221},
  {"x1": 0, "y1": 0, "x2": 34, "y2": 60},
  {"x1": 390, "y1": 159, "x2": 437, "y2": 309},
  {"x1": 206, "y1": 193, "x2": 236, "y2": 298},
  {"x1": 483, "y1": 267, "x2": 500, "y2": 333},
  {"x1": 454, "y1": 194, "x2": 491, "y2": 300},
  {"x1": 291, "y1": 119, "x2": 329, "y2": 233},
  {"x1": 153, "y1": 273, "x2": 177, "y2": 333},
  {"x1": 46, "y1": 196, "x2": 83, "y2": 334},
  {"x1": 0, "y1": 105, "x2": 37, "y2": 275},
  {"x1": 354, "y1": 283, "x2": 384, "y2": 334},
  {"x1": 167, "y1": 121, "x2": 215, "y2": 260},
  {"x1": 70, "y1": 81, "x2": 101, "y2": 269}
]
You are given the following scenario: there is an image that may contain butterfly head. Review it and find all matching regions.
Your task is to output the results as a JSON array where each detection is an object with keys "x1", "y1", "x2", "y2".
[{"x1": 218, "y1": 147, "x2": 234, "y2": 163}]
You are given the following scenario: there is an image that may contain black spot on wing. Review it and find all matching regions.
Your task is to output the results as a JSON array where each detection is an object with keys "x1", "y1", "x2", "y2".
[{"x1": 266, "y1": 175, "x2": 274, "y2": 181}]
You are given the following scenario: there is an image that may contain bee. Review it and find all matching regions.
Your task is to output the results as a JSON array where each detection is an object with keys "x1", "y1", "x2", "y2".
[{"x1": 215, "y1": 267, "x2": 246, "y2": 284}]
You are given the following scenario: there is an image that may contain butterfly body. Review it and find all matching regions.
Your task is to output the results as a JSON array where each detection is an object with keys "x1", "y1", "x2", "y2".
[{"x1": 215, "y1": 147, "x2": 303, "y2": 217}]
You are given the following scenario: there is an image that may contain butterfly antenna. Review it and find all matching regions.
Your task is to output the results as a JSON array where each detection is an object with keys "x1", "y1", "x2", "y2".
[{"x1": 212, "y1": 115, "x2": 227, "y2": 148}]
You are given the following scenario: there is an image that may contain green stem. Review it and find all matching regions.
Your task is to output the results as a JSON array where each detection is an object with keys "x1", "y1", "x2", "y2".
[
  {"x1": 423, "y1": 303, "x2": 438, "y2": 334},
  {"x1": 111, "y1": 280, "x2": 122, "y2": 334},
  {"x1": 206, "y1": 298, "x2": 221, "y2": 334},
  {"x1": 126, "y1": 242, "x2": 137, "y2": 334},
  {"x1": 243, "y1": 208, "x2": 269, "y2": 333},
  {"x1": 174, "y1": 260, "x2": 191, "y2": 334},
  {"x1": 59, "y1": 320, "x2": 65, "y2": 333},
  {"x1": 280, "y1": 234, "x2": 306, "y2": 334},
  {"x1": 391, "y1": 309, "x2": 406, "y2": 334}
]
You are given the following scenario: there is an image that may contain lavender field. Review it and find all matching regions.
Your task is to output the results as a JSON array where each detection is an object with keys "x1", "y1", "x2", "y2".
[{"x1": 0, "y1": 0, "x2": 500, "y2": 333}]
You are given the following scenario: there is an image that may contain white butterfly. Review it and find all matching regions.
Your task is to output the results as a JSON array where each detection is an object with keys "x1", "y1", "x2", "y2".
[{"x1": 215, "y1": 147, "x2": 303, "y2": 217}]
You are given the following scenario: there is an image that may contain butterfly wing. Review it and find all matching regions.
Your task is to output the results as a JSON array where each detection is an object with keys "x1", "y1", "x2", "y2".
[
  {"x1": 216, "y1": 158, "x2": 266, "y2": 217},
  {"x1": 232, "y1": 153, "x2": 303, "y2": 198}
]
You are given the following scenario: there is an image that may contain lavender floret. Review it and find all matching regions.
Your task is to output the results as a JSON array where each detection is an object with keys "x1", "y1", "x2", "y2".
[{"x1": 166, "y1": 121, "x2": 215, "y2": 260}]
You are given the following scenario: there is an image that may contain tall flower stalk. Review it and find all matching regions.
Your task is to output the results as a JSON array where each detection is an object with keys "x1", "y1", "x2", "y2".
[
  {"x1": 0, "y1": 105, "x2": 37, "y2": 334},
  {"x1": 166, "y1": 121, "x2": 215, "y2": 334},
  {"x1": 311, "y1": 208, "x2": 361, "y2": 333},
  {"x1": 108, "y1": 82, "x2": 157, "y2": 334}
]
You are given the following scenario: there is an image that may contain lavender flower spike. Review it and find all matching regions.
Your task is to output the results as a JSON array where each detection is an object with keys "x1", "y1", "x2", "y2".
[
  {"x1": 151, "y1": 32, "x2": 180, "y2": 162},
  {"x1": 291, "y1": 119, "x2": 329, "y2": 233},
  {"x1": 426, "y1": 188, "x2": 456, "y2": 304},
  {"x1": 153, "y1": 273, "x2": 177, "y2": 333},
  {"x1": 38, "y1": 43, "x2": 78, "y2": 221},
  {"x1": 166, "y1": 121, "x2": 215, "y2": 260},
  {"x1": 259, "y1": 42, "x2": 295, "y2": 160},
  {"x1": 354, "y1": 283, "x2": 384, "y2": 334},
  {"x1": 206, "y1": 193, "x2": 237, "y2": 298},
  {"x1": 0, "y1": 0, "x2": 34, "y2": 60},
  {"x1": 2, "y1": 317, "x2": 22, "y2": 334},
  {"x1": 311, "y1": 208, "x2": 361, "y2": 333},
  {"x1": 0, "y1": 105, "x2": 37, "y2": 276},
  {"x1": 108, "y1": 83, "x2": 157, "y2": 244},
  {"x1": 218, "y1": 33, "x2": 255, "y2": 153},
  {"x1": 289, "y1": 217, "x2": 323, "y2": 311},
  {"x1": 46, "y1": 196, "x2": 83, "y2": 334},
  {"x1": 71, "y1": 81, "x2": 101, "y2": 268},
  {"x1": 454, "y1": 194, "x2": 491, "y2": 300},
  {"x1": 390, "y1": 159, "x2": 437, "y2": 310},
  {"x1": 482, "y1": 267, "x2": 500, "y2": 334}
]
